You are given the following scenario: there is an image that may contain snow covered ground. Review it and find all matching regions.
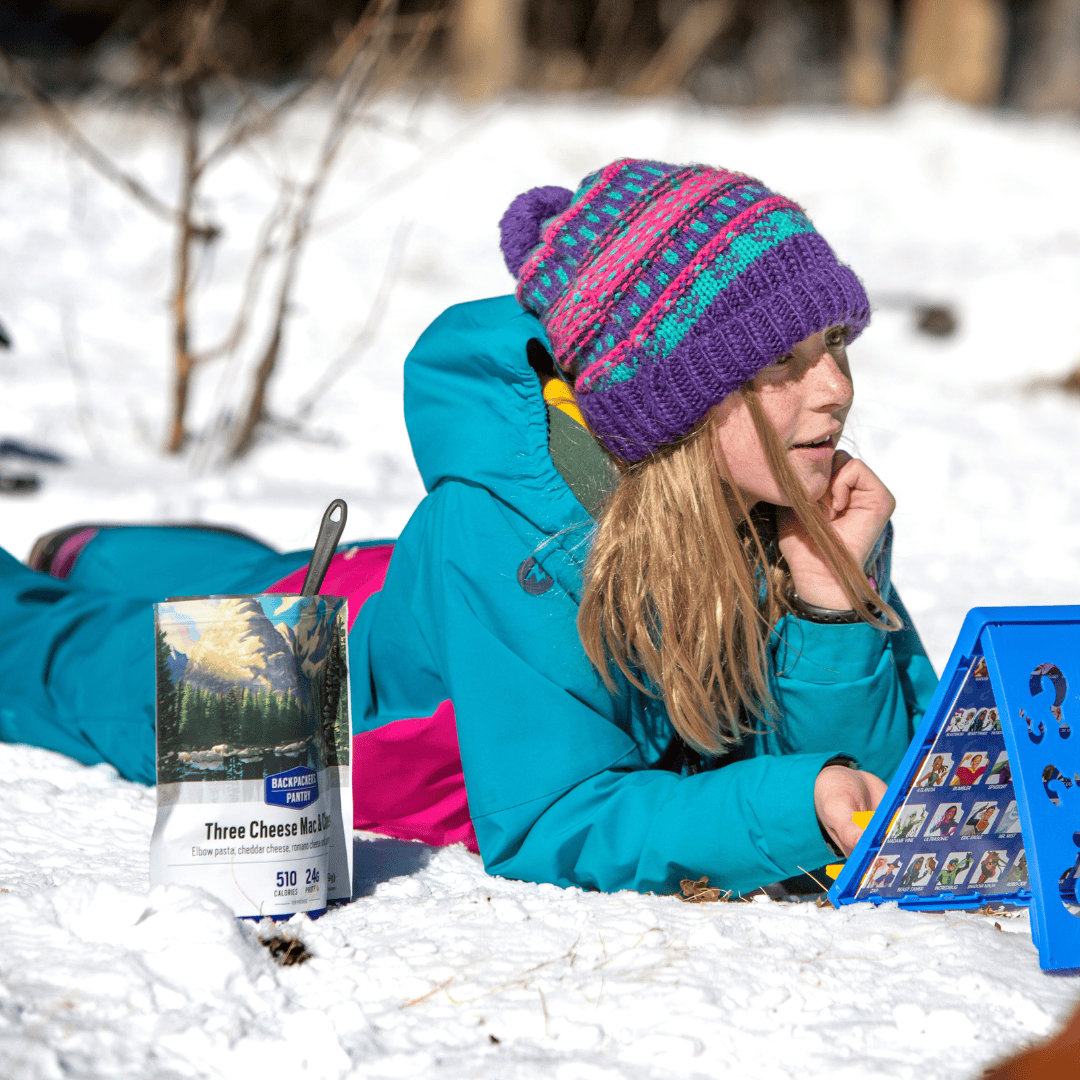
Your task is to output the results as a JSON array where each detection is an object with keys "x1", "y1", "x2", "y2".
[{"x1": 3, "y1": 89, "x2": 1080, "y2": 1077}]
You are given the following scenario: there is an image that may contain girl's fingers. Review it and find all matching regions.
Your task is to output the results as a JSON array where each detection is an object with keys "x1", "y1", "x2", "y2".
[
  {"x1": 822, "y1": 456, "x2": 861, "y2": 518},
  {"x1": 833, "y1": 818, "x2": 866, "y2": 855},
  {"x1": 816, "y1": 767, "x2": 888, "y2": 855},
  {"x1": 821, "y1": 450, "x2": 852, "y2": 517},
  {"x1": 781, "y1": 453, "x2": 896, "y2": 603},
  {"x1": 825, "y1": 455, "x2": 894, "y2": 520},
  {"x1": 828, "y1": 467, "x2": 855, "y2": 516}
]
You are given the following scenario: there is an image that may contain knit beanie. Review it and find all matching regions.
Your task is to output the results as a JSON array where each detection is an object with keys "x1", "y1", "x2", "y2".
[{"x1": 499, "y1": 159, "x2": 870, "y2": 463}]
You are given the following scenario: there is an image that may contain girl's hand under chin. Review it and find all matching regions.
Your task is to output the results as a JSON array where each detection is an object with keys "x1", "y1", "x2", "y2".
[{"x1": 776, "y1": 451, "x2": 895, "y2": 610}]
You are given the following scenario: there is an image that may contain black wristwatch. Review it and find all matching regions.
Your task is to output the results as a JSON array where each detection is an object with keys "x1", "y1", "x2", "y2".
[{"x1": 787, "y1": 590, "x2": 871, "y2": 625}]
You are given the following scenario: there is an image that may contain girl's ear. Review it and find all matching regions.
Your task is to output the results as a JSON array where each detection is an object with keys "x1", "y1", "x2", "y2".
[{"x1": 526, "y1": 338, "x2": 557, "y2": 380}]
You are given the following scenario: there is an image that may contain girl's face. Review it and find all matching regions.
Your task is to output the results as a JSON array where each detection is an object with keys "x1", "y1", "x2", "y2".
[{"x1": 713, "y1": 326, "x2": 852, "y2": 509}]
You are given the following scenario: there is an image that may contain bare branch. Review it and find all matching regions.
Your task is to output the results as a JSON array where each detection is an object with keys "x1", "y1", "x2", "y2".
[
  {"x1": 310, "y1": 103, "x2": 494, "y2": 237},
  {"x1": 627, "y1": 0, "x2": 735, "y2": 96},
  {"x1": 160, "y1": 0, "x2": 226, "y2": 88},
  {"x1": 192, "y1": 186, "x2": 293, "y2": 367},
  {"x1": 387, "y1": 7, "x2": 443, "y2": 84},
  {"x1": 324, "y1": 4, "x2": 386, "y2": 81},
  {"x1": 0, "y1": 49, "x2": 219, "y2": 241},
  {"x1": 227, "y1": 0, "x2": 404, "y2": 458},
  {"x1": 194, "y1": 3, "x2": 446, "y2": 176},
  {"x1": 198, "y1": 77, "x2": 317, "y2": 175},
  {"x1": 166, "y1": 79, "x2": 205, "y2": 453},
  {"x1": 294, "y1": 218, "x2": 413, "y2": 420},
  {"x1": 6, "y1": 0, "x2": 443, "y2": 465}
]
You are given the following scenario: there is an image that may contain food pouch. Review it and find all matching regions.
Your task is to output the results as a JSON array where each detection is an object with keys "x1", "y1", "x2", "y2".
[{"x1": 149, "y1": 594, "x2": 353, "y2": 918}]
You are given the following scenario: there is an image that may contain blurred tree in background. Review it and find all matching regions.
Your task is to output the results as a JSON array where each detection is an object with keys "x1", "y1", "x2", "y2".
[
  {"x1": 2, "y1": 0, "x2": 442, "y2": 457},
  {"x1": 2, "y1": 0, "x2": 1079, "y2": 112}
]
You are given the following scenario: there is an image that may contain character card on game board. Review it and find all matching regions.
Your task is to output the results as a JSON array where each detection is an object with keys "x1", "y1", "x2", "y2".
[
  {"x1": 973, "y1": 849, "x2": 1009, "y2": 886},
  {"x1": 950, "y1": 751, "x2": 990, "y2": 787},
  {"x1": 934, "y1": 851, "x2": 975, "y2": 889},
  {"x1": 945, "y1": 709, "x2": 974, "y2": 735},
  {"x1": 925, "y1": 802, "x2": 964, "y2": 839},
  {"x1": 995, "y1": 800, "x2": 1021, "y2": 835},
  {"x1": 898, "y1": 853, "x2": 938, "y2": 890},
  {"x1": 1003, "y1": 850, "x2": 1028, "y2": 887},
  {"x1": 984, "y1": 750, "x2": 1011, "y2": 786},
  {"x1": 888, "y1": 804, "x2": 929, "y2": 840},
  {"x1": 861, "y1": 854, "x2": 904, "y2": 890},
  {"x1": 987, "y1": 707, "x2": 1002, "y2": 733},
  {"x1": 960, "y1": 800, "x2": 1000, "y2": 837},
  {"x1": 970, "y1": 657, "x2": 989, "y2": 680},
  {"x1": 1060, "y1": 858, "x2": 1079, "y2": 915},
  {"x1": 914, "y1": 754, "x2": 953, "y2": 788}
]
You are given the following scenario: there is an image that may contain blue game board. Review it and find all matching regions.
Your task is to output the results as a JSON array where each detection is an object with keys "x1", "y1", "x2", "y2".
[{"x1": 830, "y1": 606, "x2": 1080, "y2": 972}]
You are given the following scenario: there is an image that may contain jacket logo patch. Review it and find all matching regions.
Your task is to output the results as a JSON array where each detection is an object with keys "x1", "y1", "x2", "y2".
[{"x1": 517, "y1": 556, "x2": 554, "y2": 595}]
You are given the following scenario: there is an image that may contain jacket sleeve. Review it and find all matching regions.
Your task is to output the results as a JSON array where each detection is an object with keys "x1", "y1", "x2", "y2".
[
  {"x1": 767, "y1": 583, "x2": 938, "y2": 787},
  {"x1": 403, "y1": 483, "x2": 937, "y2": 896}
]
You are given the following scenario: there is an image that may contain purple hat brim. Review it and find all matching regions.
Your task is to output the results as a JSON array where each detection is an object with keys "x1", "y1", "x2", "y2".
[{"x1": 578, "y1": 234, "x2": 870, "y2": 462}]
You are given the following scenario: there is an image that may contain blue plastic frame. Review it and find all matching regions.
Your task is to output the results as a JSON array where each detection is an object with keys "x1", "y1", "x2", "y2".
[{"x1": 829, "y1": 606, "x2": 1080, "y2": 972}]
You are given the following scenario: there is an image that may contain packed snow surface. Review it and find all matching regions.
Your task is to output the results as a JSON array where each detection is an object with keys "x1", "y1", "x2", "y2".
[{"x1": 3, "y1": 90, "x2": 1080, "y2": 1077}]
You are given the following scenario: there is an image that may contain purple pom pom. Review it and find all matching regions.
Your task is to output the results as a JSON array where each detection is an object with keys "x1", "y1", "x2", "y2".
[{"x1": 499, "y1": 185, "x2": 574, "y2": 278}]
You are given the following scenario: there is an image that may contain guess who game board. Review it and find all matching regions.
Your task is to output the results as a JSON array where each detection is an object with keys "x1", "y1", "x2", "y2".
[{"x1": 830, "y1": 606, "x2": 1080, "y2": 972}]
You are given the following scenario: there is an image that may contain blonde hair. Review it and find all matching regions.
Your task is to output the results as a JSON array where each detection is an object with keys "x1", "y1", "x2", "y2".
[{"x1": 577, "y1": 386, "x2": 900, "y2": 756}]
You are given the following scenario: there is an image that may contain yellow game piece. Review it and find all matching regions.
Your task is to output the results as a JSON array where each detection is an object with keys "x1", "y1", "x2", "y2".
[
  {"x1": 851, "y1": 810, "x2": 874, "y2": 829},
  {"x1": 825, "y1": 864, "x2": 844, "y2": 880}
]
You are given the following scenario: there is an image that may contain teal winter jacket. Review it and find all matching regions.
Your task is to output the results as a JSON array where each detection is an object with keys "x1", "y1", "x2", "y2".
[{"x1": 348, "y1": 295, "x2": 938, "y2": 895}]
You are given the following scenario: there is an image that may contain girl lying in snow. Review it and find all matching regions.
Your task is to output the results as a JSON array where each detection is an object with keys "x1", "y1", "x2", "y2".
[{"x1": 0, "y1": 159, "x2": 937, "y2": 896}]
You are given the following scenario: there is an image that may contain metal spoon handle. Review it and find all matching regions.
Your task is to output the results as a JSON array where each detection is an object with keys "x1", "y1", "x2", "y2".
[{"x1": 300, "y1": 499, "x2": 348, "y2": 597}]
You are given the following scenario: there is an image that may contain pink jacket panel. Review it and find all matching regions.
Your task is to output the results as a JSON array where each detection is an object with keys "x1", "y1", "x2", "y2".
[{"x1": 267, "y1": 544, "x2": 478, "y2": 852}]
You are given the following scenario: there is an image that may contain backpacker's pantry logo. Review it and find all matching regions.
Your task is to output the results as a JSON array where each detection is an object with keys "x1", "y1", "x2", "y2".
[{"x1": 265, "y1": 765, "x2": 319, "y2": 808}]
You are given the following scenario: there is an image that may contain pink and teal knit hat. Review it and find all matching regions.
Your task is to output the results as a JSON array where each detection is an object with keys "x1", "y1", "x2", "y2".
[{"x1": 499, "y1": 159, "x2": 870, "y2": 463}]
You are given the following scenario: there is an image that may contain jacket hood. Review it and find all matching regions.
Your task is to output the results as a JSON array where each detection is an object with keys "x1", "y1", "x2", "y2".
[{"x1": 403, "y1": 295, "x2": 592, "y2": 537}]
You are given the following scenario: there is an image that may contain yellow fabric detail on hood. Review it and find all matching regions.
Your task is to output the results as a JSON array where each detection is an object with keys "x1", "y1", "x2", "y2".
[{"x1": 542, "y1": 379, "x2": 586, "y2": 428}]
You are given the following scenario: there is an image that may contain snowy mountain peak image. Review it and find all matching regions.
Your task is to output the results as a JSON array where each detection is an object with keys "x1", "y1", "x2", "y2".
[
  {"x1": 274, "y1": 620, "x2": 297, "y2": 654},
  {"x1": 153, "y1": 595, "x2": 349, "y2": 783},
  {"x1": 171, "y1": 597, "x2": 299, "y2": 696},
  {"x1": 165, "y1": 648, "x2": 189, "y2": 681}
]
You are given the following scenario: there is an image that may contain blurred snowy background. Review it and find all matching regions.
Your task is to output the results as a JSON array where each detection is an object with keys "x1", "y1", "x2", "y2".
[{"x1": 4, "y1": 1, "x2": 1080, "y2": 1077}]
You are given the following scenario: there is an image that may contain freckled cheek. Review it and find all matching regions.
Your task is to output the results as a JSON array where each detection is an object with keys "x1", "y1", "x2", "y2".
[{"x1": 713, "y1": 424, "x2": 755, "y2": 475}]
